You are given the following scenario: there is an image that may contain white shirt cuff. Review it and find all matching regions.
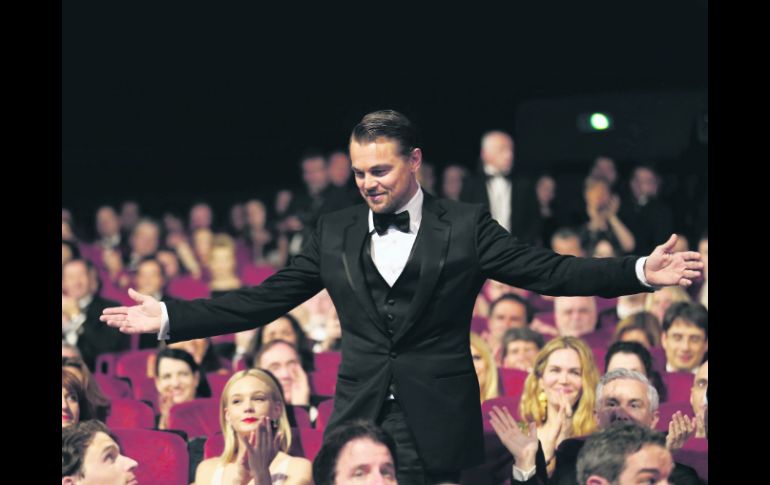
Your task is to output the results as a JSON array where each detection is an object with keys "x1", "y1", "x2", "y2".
[
  {"x1": 512, "y1": 465, "x2": 537, "y2": 481},
  {"x1": 635, "y1": 257, "x2": 656, "y2": 289},
  {"x1": 158, "y1": 302, "x2": 170, "y2": 341}
]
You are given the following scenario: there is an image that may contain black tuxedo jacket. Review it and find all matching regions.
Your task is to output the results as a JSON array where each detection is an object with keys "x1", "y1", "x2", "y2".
[
  {"x1": 165, "y1": 194, "x2": 649, "y2": 472},
  {"x1": 77, "y1": 295, "x2": 131, "y2": 371},
  {"x1": 460, "y1": 168, "x2": 539, "y2": 245}
]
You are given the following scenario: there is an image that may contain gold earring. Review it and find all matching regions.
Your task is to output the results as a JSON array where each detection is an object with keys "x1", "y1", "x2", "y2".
[{"x1": 538, "y1": 389, "x2": 548, "y2": 422}]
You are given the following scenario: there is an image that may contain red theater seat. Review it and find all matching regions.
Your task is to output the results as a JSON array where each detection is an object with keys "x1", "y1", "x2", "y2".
[
  {"x1": 297, "y1": 428, "x2": 324, "y2": 461},
  {"x1": 314, "y1": 351, "x2": 342, "y2": 375},
  {"x1": 206, "y1": 371, "x2": 233, "y2": 400},
  {"x1": 107, "y1": 399, "x2": 155, "y2": 429},
  {"x1": 481, "y1": 396, "x2": 521, "y2": 429},
  {"x1": 112, "y1": 428, "x2": 189, "y2": 485},
  {"x1": 310, "y1": 370, "x2": 338, "y2": 398},
  {"x1": 167, "y1": 398, "x2": 221, "y2": 439},
  {"x1": 167, "y1": 276, "x2": 210, "y2": 300},
  {"x1": 654, "y1": 401, "x2": 693, "y2": 432},
  {"x1": 94, "y1": 374, "x2": 133, "y2": 400},
  {"x1": 471, "y1": 316, "x2": 488, "y2": 335},
  {"x1": 674, "y1": 449, "x2": 708, "y2": 482},
  {"x1": 499, "y1": 368, "x2": 528, "y2": 399},
  {"x1": 663, "y1": 372, "x2": 695, "y2": 403}
]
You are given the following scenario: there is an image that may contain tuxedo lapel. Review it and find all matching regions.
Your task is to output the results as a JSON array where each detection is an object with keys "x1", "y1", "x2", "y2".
[
  {"x1": 393, "y1": 194, "x2": 451, "y2": 344},
  {"x1": 341, "y1": 208, "x2": 389, "y2": 336}
]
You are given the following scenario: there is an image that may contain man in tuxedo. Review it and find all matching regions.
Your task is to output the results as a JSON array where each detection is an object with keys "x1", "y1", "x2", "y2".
[
  {"x1": 62, "y1": 259, "x2": 130, "y2": 371},
  {"x1": 460, "y1": 130, "x2": 539, "y2": 244},
  {"x1": 102, "y1": 110, "x2": 702, "y2": 485}
]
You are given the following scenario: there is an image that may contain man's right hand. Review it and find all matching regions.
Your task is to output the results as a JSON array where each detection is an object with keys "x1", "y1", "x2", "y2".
[{"x1": 100, "y1": 288, "x2": 163, "y2": 334}]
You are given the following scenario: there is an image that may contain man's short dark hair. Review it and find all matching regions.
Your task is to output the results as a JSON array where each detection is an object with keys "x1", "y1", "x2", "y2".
[
  {"x1": 489, "y1": 293, "x2": 533, "y2": 323},
  {"x1": 137, "y1": 256, "x2": 167, "y2": 280},
  {"x1": 254, "y1": 338, "x2": 300, "y2": 368},
  {"x1": 351, "y1": 110, "x2": 420, "y2": 159},
  {"x1": 501, "y1": 327, "x2": 545, "y2": 356},
  {"x1": 577, "y1": 422, "x2": 667, "y2": 485},
  {"x1": 62, "y1": 420, "x2": 120, "y2": 478},
  {"x1": 662, "y1": 301, "x2": 708, "y2": 339},
  {"x1": 312, "y1": 420, "x2": 397, "y2": 485}
]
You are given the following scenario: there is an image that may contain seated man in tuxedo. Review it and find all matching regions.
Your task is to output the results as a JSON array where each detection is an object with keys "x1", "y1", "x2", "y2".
[
  {"x1": 62, "y1": 259, "x2": 130, "y2": 371},
  {"x1": 102, "y1": 109, "x2": 702, "y2": 485}
]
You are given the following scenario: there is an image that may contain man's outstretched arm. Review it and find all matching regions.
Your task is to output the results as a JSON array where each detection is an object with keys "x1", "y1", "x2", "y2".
[{"x1": 101, "y1": 216, "x2": 325, "y2": 342}]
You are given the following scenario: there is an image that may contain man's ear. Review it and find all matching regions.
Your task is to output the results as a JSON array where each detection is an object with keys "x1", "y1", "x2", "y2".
[
  {"x1": 409, "y1": 148, "x2": 422, "y2": 172},
  {"x1": 63, "y1": 477, "x2": 75, "y2": 485}
]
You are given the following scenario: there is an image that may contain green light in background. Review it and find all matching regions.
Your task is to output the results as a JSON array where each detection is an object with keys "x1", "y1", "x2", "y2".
[{"x1": 590, "y1": 113, "x2": 610, "y2": 130}]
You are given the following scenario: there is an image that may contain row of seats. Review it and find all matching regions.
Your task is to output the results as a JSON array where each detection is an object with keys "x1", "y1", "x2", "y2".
[{"x1": 110, "y1": 426, "x2": 325, "y2": 485}]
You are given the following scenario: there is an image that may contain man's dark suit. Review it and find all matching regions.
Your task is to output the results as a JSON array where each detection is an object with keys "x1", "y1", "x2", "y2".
[
  {"x1": 513, "y1": 437, "x2": 703, "y2": 485},
  {"x1": 76, "y1": 295, "x2": 131, "y2": 371},
  {"x1": 165, "y1": 194, "x2": 649, "y2": 473},
  {"x1": 460, "y1": 168, "x2": 540, "y2": 245}
]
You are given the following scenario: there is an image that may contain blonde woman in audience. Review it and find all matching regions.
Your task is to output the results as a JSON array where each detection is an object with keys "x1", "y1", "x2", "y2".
[
  {"x1": 519, "y1": 336, "x2": 599, "y2": 473},
  {"x1": 470, "y1": 332, "x2": 500, "y2": 403},
  {"x1": 194, "y1": 369, "x2": 312, "y2": 485}
]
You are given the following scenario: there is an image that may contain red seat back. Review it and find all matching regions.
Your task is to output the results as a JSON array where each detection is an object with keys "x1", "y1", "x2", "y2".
[
  {"x1": 240, "y1": 264, "x2": 277, "y2": 286},
  {"x1": 167, "y1": 398, "x2": 221, "y2": 439},
  {"x1": 298, "y1": 428, "x2": 324, "y2": 461},
  {"x1": 206, "y1": 371, "x2": 234, "y2": 400},
  {"x1": 471, "y1": 316, "x2": 488, "y2": 335},
  {"x1": 654, "y1": 401, "x2": 693, "y2": 432},
  {"x1": 112, "y1": 428, "x2": 189, "y2": 485},
  {"x1": 481, "y1": 395, "x2": 521, "y2": 430},
  {"x1": 663, "y1": 372, "x2": 695, "y2": 403},
  {"x1": 167, "y1": 276, "x2": 210, "y2": 300},
  {"x1": 499, "y1": 368, "x2": 528, "y2": 399},
  {"x1": 310, "y1": 370, "x2": 338, "y2": 398},
  {"x1": 314, "y1": 352, "x2": 342, "y2": 374},
  {"x1": 94, "y1": 374, "x2": 133, "y2": 400},
  {"x1": 107, "y1": 399, "x2": 155, "y2": 429}
]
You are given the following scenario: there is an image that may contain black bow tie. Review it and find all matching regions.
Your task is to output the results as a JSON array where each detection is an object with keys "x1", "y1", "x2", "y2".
[{"x1": 373, "y1": 211, "x2": 410, "y2": 235}]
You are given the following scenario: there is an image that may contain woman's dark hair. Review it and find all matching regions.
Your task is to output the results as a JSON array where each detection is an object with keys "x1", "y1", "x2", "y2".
[
  {"x1": 62, "y1": 357, "x2": 111, "y2": 421},
  {"x1": 62, "y1": 367, "x2": 94, "y2": 422},
  {"x1": 155, "y1": 347, "x2": 211, "y2": 398},
  {"x1": 604, "y1": 341, "x2": 668, "y2": 402}
]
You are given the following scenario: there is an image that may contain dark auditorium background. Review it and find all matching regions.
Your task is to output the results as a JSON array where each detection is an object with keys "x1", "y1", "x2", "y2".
[{"x1": 62, "y1": 2, "x2": 707, "y2": 240}]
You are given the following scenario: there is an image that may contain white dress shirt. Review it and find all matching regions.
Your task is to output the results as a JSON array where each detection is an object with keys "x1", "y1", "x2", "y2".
[
  {"x1": 367, "y1": 186, "x2": 423, "y2": 287},
  {"x1": 484, "y1": 164, "x2": 512, "y2": 232},
  {"x1": 62, "y1": 294, "x2": 93, "y2": 346}
]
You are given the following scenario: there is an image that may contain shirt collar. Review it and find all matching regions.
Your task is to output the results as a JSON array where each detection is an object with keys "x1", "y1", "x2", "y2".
[
  {"x1": 78, "y1": 294, "x2": 93, "y2": 309},
  {"x1": 368, "y1": 185, "x2": 423, "y2": 235},
  {"x1": 483, "y1": 164, "x2": 511, "y2": 178}
]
